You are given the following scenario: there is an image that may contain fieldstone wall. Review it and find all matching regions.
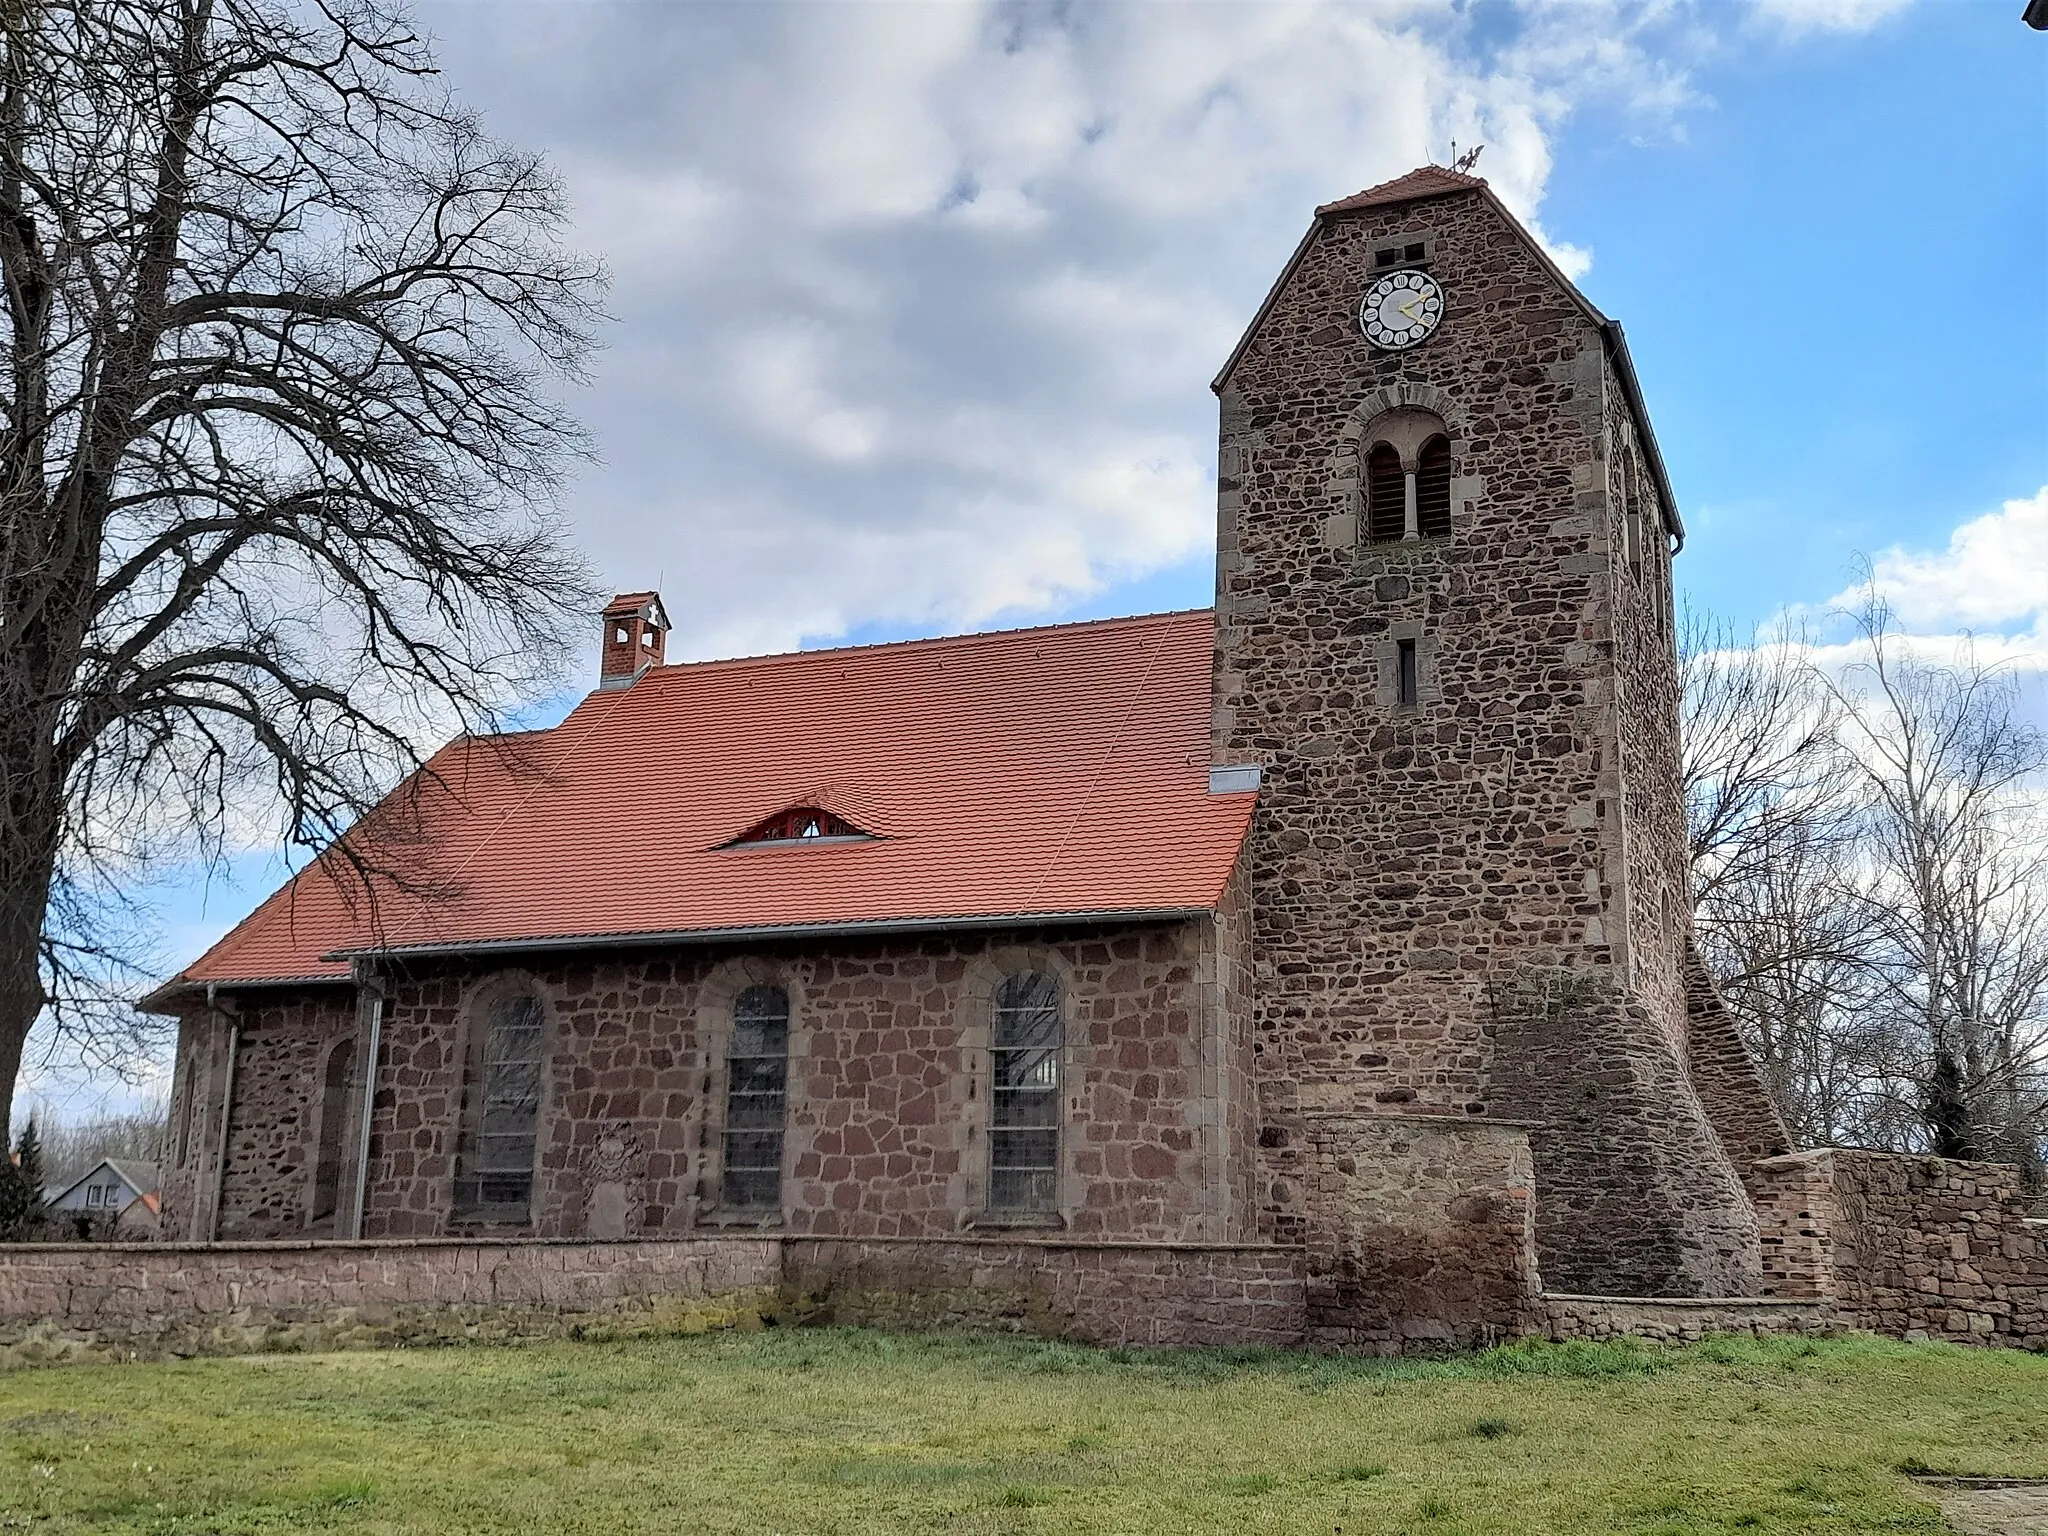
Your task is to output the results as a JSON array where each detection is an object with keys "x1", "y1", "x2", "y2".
[
  {"x1": 0, "y1": 1235, "x2": 1305, "y2": 1368},
  {"x1": 1298, "y1": 1113, "x2": 1539, "y2": 1351},
  {"x1": 1486, "y1": 966, "x2": 1762, "y2": 1297},
  {"x1": 166, "y1": 918, "x2": 1258, "y2": 1249},
  {"x1": 1754, "y1": 1149, "x2": 2048, "y2": 1349},
  {"x1": 1208, "y1": 178, "x2": 1771, "y2": 1295}
]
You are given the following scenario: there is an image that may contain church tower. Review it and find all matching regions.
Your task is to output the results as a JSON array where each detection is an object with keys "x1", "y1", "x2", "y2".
[{"x1": 1213, "y1": 167, "x2": 1787, "y2": 1297}]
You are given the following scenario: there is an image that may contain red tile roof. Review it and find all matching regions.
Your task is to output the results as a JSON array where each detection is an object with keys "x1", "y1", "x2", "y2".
[
  {"x1": 168, "y1": 610, "x2": 1254, "y2": 989},
  {"x1": 1316, "y1": 164, "x2": 1487, "y2": 217}
]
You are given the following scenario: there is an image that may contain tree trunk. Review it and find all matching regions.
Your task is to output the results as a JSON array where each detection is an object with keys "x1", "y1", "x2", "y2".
[{"x1": 0, "y1": 681, "x2": 69, "y2": 1147}]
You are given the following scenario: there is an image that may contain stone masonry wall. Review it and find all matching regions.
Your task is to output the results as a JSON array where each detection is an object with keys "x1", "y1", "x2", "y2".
[
  {"x1": 160, "y1": 991, "x2": 361, "y2": 1242},
  {"x1": 184, "y1": 918, "x2": 1257, "y2": 1249},
  {"x1": 1299, "y1": 1114, "x2": 1539, "y2": 1351},
  {"x1": 0, "y1": 1235, "x2": 1305, "y2": 1368},
  {"x1": 1682, "y1": 942, "x2": 1792, "y2": 1197},
  {"x1": 1754, "y1": 1149, "x2": 2047, "y2": 1349},
  {"x1": 1486, "y1": 966, "x2": 1761, "y2": 1297},
  {"x1": 1208, "y1": 179, "x2": 1768, "y2": 1292}
]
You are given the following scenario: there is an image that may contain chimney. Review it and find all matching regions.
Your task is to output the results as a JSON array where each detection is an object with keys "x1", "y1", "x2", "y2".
[{"x1": 598, "y1": 591, "x2": 669, "y2": 689}]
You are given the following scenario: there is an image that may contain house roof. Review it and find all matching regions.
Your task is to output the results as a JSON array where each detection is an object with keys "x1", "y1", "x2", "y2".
[
  {"x1": 157, "y1": 610, "x2": 1254, "y2": 995},
  {"x1": 46, "y1": 1157, "x2": 158, "y2": 1205}
]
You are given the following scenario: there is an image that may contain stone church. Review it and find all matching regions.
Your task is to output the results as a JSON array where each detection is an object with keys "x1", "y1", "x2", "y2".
[{"x1": 145, "y1": 165, "x2": 1803, "y2": 1341}]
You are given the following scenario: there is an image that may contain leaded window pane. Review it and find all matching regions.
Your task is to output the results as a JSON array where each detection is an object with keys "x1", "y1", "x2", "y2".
[
  {"x1": 990, "y1": 973, "x2": 1060, "y2": 1212},
  {"x1": 723, "y1": 985, "x2": 789, "y2": 1211},
  {"x1": 455, "y1": 994, "x2": 545, "y2": 1221}
]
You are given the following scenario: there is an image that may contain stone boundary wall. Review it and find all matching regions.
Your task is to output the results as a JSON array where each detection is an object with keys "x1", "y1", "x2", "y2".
[
  {"x1": 1752, "y1": 1148, "x2": 2047, "y2": 1349},
  {"x1": 1539, "y1": 1294, "x2": 1835, "y2": 1344},
  {"x1": 0, "y1": 1235, "x2": 1308, "y2": 1369}
]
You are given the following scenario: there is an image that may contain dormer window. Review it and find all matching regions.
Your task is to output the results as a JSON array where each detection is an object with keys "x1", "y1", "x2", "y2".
[{"x1": 729, "y1": 806, "x2": 870, "y2": 846}]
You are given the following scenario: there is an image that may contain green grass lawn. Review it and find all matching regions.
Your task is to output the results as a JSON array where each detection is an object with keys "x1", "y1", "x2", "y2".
[{"x1": 1, "y1": 1329, "x2": 2043, "y2": 1534}]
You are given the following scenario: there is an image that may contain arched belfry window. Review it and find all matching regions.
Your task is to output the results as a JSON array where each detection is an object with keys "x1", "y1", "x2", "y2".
[
  {"x1": 721, "y1": 985, "x2": 790, "y2": 1211},
  {"x1": 990, "y1": 972, "x2": 1061, "y2": 1212},
  {"x1": 455, "y1": 992, "x2": 546, "y2": 1223},
  {"x1": 1362, "y1": 409, "x2": 1455, "y2": 545}
]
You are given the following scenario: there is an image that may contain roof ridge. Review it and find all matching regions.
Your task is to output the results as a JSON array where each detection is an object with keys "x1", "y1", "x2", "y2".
[
  {"x1": 644, "y1": 606, "x2": 1216, "y2": 678},
  {"x1": 1316, "y1": 164, "x2": 1488, "y2": 217}
]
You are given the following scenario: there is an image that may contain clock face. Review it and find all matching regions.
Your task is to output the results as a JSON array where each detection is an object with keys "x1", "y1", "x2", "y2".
[{"x1": 1359, "y1": 269, "x2": 1444, "y2": 350}]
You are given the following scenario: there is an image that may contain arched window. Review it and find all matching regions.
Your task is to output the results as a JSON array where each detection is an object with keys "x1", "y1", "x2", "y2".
[
  {"x1": 1363, "y1": 413, "x2": 1455, "y2": 545},
  {"x1": 722, "y1": 985, "x2": 789, "y2": 1211},
  {"x1": 1415, "y1": 436, "x2": 1452, "y2": 539},
  {"x1": 1366, "y1": 443, "x2": 1406, "y2": 544},
  {"x1": 310, "y1": 1037, "x2": 355, "y2": 1229},
  {"x1": 990, "y1": 972, "x2": 1061, "y2": 1212},
  {"x1": 454, "y1": 993, "x2": 545, "y2": 1222}
]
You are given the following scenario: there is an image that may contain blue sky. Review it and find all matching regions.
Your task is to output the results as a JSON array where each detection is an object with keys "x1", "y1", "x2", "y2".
[{"x1": 21, "y1": 0, "x2": 2047, "y2": 1115}]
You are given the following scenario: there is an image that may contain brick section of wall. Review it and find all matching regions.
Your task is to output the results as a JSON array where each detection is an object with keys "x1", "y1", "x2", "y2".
[
  {"x1": 1209, "y1": 183, "x2": 1771, "y2": 1295},
  {"x1": 1539, "y1": 1295, "x2": 1834, "y2": 1344},
  {"x1": 1298, "y1": 1114, "x2": 1539, "y2": 1351},
  {"x1": 1751, "y1": 1151, "x2": 1839, "y2": 1302},
  {"x1": 0, "y1": 1236, "x2": 1305, "y2": 1368},
  {"x1": 181, "y1": 920, "x2": 1257, "y2": 1249},
  {"x1": 1486, "y1": 967, "x2": 1762, "y2": 1297},
  {"x1": 1761, "y1": 1150, "x2": 2048, "y2": 1348}
]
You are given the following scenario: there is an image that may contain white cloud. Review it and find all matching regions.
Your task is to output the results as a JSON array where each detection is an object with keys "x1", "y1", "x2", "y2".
[
  {"x1": 413, "y1": 0, "x2": 1788, "y2": 667},
  {"x1": 1845, "y1": 487, "x2": 2048, "y2": 637},
  {"x1": 1746, "y1": 0, "x2": 1914, "y2": 38}
]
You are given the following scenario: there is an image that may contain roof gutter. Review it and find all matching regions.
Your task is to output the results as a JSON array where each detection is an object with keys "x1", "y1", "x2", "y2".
[
  {"x1": 138, "y1": 973, "x2": 358, "y2": 1014},
  {"x1": 326, "y1": 907, "x2": 1216, "y2": 965}
]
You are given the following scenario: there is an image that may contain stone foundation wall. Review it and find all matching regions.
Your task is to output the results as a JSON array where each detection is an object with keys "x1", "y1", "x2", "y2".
[
  {"x1": 1486, "y1": 966, "x2": 1761, "y2": 1298},
  {"x1": 1752, "y1": 1149, "x2": 2047, "y2": 1349},
  {"x1": 1539, "y1": 1294, "x2": 1834, "y2": 1344},
  {"x1": 0, "y1": 1235, "x2": 1307, "y2": 1369}
]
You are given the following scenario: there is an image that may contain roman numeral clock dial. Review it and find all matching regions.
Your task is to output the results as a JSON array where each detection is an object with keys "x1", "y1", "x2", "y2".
[{"x1": 1360, "y1": 269, "x2": 1444, "y2": 350}]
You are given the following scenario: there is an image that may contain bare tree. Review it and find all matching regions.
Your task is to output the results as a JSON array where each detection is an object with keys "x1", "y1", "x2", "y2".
[
  {"x1": 1681, "y1": 606, "x2": 1883, "y2": 1144},
  {"x1": 33, "y1": 1095, "x2": 166, "y2": 1186},
  {"x1": 1680, "y1": 606, "x2": 1849, "y2": 908},
  {"x1": 0, "y1": 0, "x2": 603, "y2": 1139},
  {"x1": 1823, "y1": 588, "x2": 2048, "y2": 1170}
]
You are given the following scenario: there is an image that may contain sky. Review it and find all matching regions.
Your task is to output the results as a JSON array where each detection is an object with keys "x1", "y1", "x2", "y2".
[{"x1": 20, "y1": 0, "x2": 2047, "y2": 1117}]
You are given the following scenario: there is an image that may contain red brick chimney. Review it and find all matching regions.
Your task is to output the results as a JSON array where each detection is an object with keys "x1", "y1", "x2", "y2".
[{"x1": 598, "y1": 591, "x2": 669, "y2": 689}]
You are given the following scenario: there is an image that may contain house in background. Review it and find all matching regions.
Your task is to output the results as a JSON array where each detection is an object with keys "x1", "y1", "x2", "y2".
[{"x1": 45, "y1": 1159, "x2": 161, "y2": 1238}]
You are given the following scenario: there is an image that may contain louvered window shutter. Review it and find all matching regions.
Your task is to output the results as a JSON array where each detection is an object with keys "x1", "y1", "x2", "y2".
[
  {"x1": 1366, "y1": 444, "x2": 1406, "y2": 544},
  {"x1": 1416, "y1": 436, "x2": 1453, "y2": 538}
]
